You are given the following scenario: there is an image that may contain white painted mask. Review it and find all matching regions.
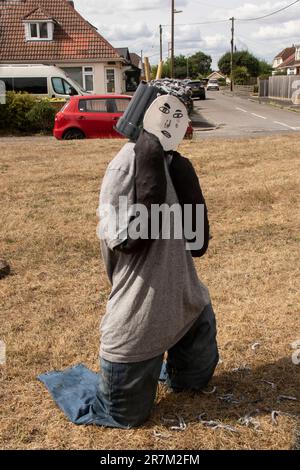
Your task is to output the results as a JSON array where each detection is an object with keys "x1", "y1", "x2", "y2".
[{"x1": 143, "y1": 94, "x2": 189, "y2": 151}]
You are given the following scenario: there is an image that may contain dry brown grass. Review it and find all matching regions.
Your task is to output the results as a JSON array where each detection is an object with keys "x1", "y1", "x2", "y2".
[{"x1": 0, "y1": 134, "x2": 299, "y2": 450}]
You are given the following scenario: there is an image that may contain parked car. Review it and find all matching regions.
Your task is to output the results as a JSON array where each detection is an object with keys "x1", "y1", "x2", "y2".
[
  {"x1": 54, "y1": 93, "x2": 194, "y2": 140},
  {"x1": 207, "y1": 79, "x2": 220, "y2": 91},
  {"x1": 53, "y1": 94, "x2": 132, "y2": 139},
  {"x1": 0, "y1": 65, "x2": 85, "y2": 99},
  {"x1": 186, "y1": 80, "x2": 206, "y2": 100}
]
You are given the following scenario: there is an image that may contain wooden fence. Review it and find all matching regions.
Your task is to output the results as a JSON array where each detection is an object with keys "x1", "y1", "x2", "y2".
[{"x1": 259, "y1": 75, "x2": 300, "y2": 104}]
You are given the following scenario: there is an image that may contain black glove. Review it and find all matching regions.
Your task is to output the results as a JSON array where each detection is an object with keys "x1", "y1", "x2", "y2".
[
  {"x1": 168, "y1": 151, "x2": 210, "y2": 257},
  {"x1": 115, "y1": 130, "x2": 167, "y2": 254}
]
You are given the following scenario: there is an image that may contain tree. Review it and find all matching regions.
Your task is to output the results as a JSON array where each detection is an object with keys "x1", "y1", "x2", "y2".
[
  {"x1": 188, "y1": 51, "x2": 212, "y2": 78},
  {"x1": 174, "y1": 54, "x2": 189, "y2": 78},
  {"x1": 232, "y1": 66, "x2": 249, "y2": 85},
  {"x1": 151, "y1": 51, "x2": 212, "y2": 79},
  {"x1": 218, "y1": 50, "x2": 261, "y2": 77},
  {"x1": 258, "y1": 60, "x2": 273, "y2": 77}
]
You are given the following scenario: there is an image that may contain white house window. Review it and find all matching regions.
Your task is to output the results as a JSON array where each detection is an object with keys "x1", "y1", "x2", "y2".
[
  {"x1": 24, "y1": 21, "x2": 54, "y2": 41},
  {"x1": 40, "y1": 22, "x2": 49, "y2": 39},
  {"x1": 273, "y1": 58, "x2": 283, "y2": 68},
  {"x1": 30, "y1": 23, "x2": 38, "y2": 38},
  {"x1": 106, "y1": 68, "x2": 116, "y2": 93},
  {"x1": 83, "y1": 66, "x2": 94, "y2": 92},
  {"x1": 287, "y1": 68, "x2": 296, "y2": 75}
]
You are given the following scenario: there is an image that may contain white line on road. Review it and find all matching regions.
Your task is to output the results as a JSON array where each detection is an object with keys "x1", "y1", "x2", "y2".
[
  {"x1": 236, "y1": 107, "x2": 247, "y2": 113},
  {"x1": 274, "y1": 121, "x2": 293, "y2": 129},
  {"x1": 251, "y1": 113, "x2": 267, "y2": 120},
  {"x1": 274, "y1": 121, "x2": 295, "y2": 130}
]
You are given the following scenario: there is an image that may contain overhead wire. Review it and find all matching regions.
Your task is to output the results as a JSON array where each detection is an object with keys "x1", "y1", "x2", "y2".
[{"x1": 237, "y1": 0, "x2": 300, "y2": 21}]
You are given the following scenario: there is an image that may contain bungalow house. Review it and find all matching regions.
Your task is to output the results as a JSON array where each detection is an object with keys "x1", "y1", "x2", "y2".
[
  {"x1": 207, "y1": 71, "x2": 231, "y2": 84},
  {"x1": 273, "y1": 45, "x2": 300, "y2": 75},
  {"x1": 0, "y1": 0, "x2": 129, "y2": 94}
]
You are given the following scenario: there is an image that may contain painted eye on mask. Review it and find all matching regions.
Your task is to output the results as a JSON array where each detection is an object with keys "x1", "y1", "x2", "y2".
[
  {"x1": 159, "y1": 103, "x2": 171, "y2": 114},
  {"x1": 173, "y1": 110, "x2": 183, "y2": 118},
  {"x1": 161, "y1": 130, "x2": 171, "y2": 139}
]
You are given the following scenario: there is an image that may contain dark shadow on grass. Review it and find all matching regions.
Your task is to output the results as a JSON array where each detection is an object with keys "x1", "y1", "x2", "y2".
[{"x1": 148, "y1": 357, "x2": 299, "y2": 448}]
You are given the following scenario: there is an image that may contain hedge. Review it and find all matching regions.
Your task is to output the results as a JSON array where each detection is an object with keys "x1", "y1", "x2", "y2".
[{"x1": 0, "y1": 92, "x2": 64, "y2": 134}]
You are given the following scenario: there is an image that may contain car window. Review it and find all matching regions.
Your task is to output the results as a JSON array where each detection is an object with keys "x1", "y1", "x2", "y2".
[
  {"x1": 13, "y1": 77, "x2": 48, "y2": 94},
  {"x1": 114, "y1": 98, "x2": 131, "y2": 113},
  {"x1": 52, "y1": 77, "x2": 65, "y2": 95},
  {"x1": 78, "y1": 99, "x2": 107, "y2": 112},
  {"x1": 60, "y1": 101, "x2": 71, "y2": 112},
  {"x1": 52, "y1": 77, "x2": 78, "y2": 95},
  {"x1": 63, "y1": 79, "x2": 78, "y2": 96},
  {"x1": 0, "y1": 78, "x2": 13, "y2": 91},
  {"x1": 106, "y1": 99, "x2": 117, "y2": 113},
  {"x1": 78, "y1": 98, "x2": 131, "y2": 113}
]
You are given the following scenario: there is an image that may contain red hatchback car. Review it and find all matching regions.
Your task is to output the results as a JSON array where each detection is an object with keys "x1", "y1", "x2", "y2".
[
  {"x1": 53, "y1": 94, "x2": 132, "y2": 140},
  {"x1": 53, "y1": 93, "x2": 194, "y2": 140}
]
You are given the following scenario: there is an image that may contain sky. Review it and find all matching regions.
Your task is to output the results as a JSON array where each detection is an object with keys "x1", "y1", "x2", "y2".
[{"x1": 74, "y1": 0, "x2": 300, "y2": 69}]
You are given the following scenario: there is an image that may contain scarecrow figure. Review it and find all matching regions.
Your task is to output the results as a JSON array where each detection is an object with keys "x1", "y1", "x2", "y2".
[{"x1": 39, "y1": 81, "x2": 219, "y2": 428}]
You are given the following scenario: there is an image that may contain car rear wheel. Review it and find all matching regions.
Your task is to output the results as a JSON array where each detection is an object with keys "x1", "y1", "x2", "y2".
[{"x1": 63, "y1": 129, "x2": 85, "y2": 140}]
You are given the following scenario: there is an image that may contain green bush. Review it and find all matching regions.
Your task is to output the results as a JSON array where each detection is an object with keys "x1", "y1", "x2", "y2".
[
  {"x1": 0, "y1": 92, "x2": 57, "y2": 134},
  {"x1": 0, "y1": 91, "x2": 17, "y2": 132},
  {"x1": 26, "y1": 99, "x2": 56, "y2": 133},
  {"x1": 274, "y1": 70, "x2": 287, "y2": 76},
  {"x1": 232, "y1": 66, "x2": 250, "y2": 85},
  {"x1": 259, "y1": 74, "x2": 271, "y2": 80},
  {"x1": 253, "y1": 85, "x2": 259, "y2": 93},
  {"x1": 5, "y1": 92, "x2": 36, "y2": 132},
  {"x1": 218, "y1": 78, "x2": 227, "y2": 86}
]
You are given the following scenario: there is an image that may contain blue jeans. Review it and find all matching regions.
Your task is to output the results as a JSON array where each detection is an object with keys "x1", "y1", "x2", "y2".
[
  {"x1": 39, "y1": 303, "x2": 218, "y2": 429},
  {"x1": 92, "y1": 303, "x2": 219, "y2": 428}
]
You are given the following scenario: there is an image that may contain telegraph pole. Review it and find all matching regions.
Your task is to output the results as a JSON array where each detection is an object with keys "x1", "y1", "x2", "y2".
[
  {"x1": 230, "y1": 17, "x2": 235, "y2": 92},
  {"x1": 171, "y1": 0, "x2": 175, "y2": 78},
  {"x1": 159, "y1": 25, "x2": 163, "y2": 62},
  {"x1": 140, "y1": 49, "x2": 144, "y2": 79}
]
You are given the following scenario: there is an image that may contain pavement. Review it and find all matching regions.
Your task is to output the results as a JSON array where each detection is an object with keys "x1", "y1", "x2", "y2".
[{"x1": 192, "y1": 90, "x2": 300, "y2": 139}]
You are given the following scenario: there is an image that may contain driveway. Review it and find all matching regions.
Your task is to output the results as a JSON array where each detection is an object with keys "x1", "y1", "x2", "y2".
[{"x1": 193, "y1": 91, "x2": 300, "y2": 139}]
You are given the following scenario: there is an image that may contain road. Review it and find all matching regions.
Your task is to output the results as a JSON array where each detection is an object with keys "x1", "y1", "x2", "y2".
[{"x1": 193, "y1": 91, "x2": 300, "y2": 139}]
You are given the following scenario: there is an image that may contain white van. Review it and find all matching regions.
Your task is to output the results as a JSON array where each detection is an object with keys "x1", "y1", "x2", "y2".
[{"x1": 0, "y1": 65, "x2": 86, "y2": 99}]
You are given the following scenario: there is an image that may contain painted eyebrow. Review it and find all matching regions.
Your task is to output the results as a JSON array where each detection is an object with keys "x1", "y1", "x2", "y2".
[{"x1": 164, "y1": 103, "x2": 171, "y2": 108}]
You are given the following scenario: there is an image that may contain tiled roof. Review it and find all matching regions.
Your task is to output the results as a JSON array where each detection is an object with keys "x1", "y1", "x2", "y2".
[
  {"x1": 116, "y1": 47, "x2": 131, "y2": 62},
  {"x1": 274, "y1": 46, "x2": 296, "y2": 60},
  {"x1": 0, "y1": 0, "x2": 122, "y2": 62},
  {"x1": 130, "y1": 52, "x2": 141, "y2": 69},
  {"x1": 279, "y1": 53, "x2": 296, "y2": 68},
  {"x1": 23, "y1": 6, "x2": 53, "y2": 21}
]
